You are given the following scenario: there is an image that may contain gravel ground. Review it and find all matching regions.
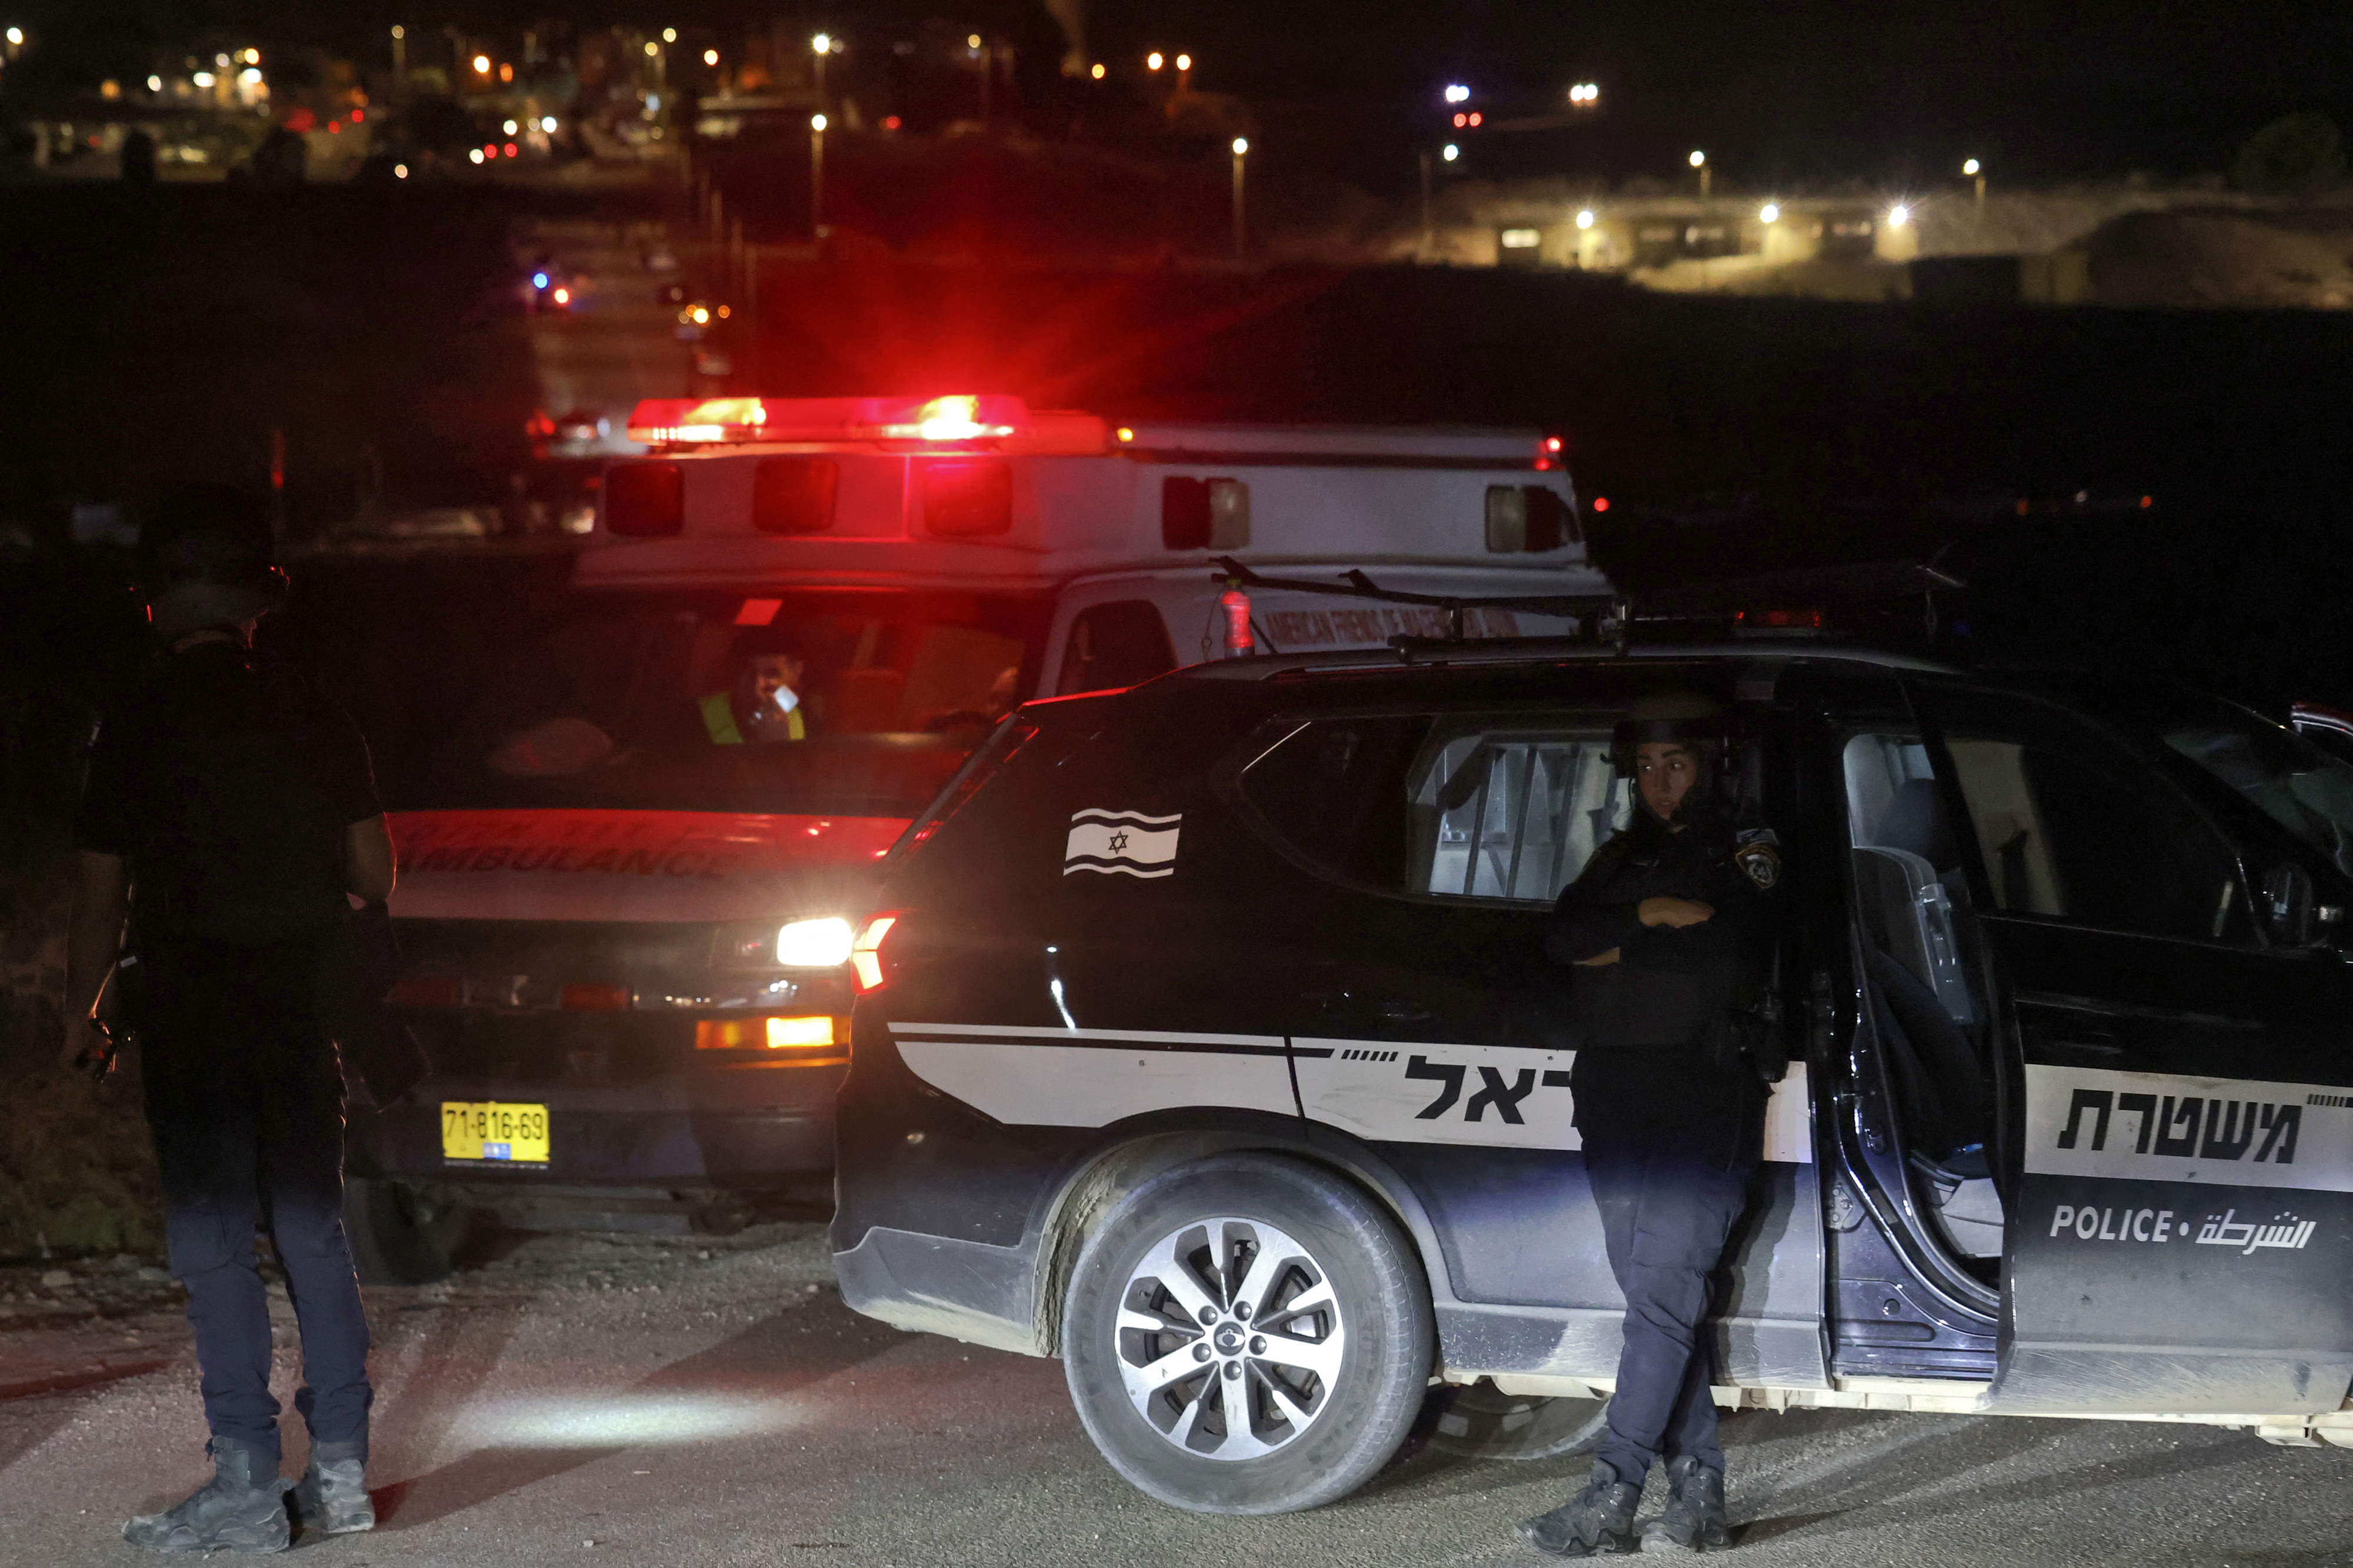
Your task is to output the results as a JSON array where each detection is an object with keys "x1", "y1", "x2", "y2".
[{"x1": 3, "y1": 1223, "x2": 2349, "y2": 1567}]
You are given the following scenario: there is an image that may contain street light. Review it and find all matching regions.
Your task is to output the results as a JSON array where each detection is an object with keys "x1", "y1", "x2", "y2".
[
  {"x1": 1689, "y1": 148, "x2": 1710, "y2": 199},
  {"x1": 1231, "y1": 137, "x2": 1248, "y2": 261},
  {"x1": 1576, "y1": 208, "x2": 1595, "y2": 229},
  {"x1": 1175, "y1": 53, "x2": 1191, "y2": 71},
  {"x1": 1090, "y1": 62, "x2": 1104, "y2": 79},
  {"x1": 703, "y1": 48, "x2": 718, "y2": 66},
  {"x1": 1888, "y1": 203, "x2": 1910, "y2": 228},
  {"x1": 812, "y1": 33, "x2": 832, "y2": 108},
  {"x1": 1759, "y1": 202, "x2": 1779, "y2": 222},
  {"x1": 810, "y1": 113, "x2": 829, "y2": 238},
  {"x1": 1964, "y1": 158, "x2": 1986, "y2": 218},
  {"x1": 473, "y1": 54, "x2": 491, "y2": 75},
  {"x1": 1147, "y1": 51, "x2": 1163, "y2": 71},
  {"x1": 1442, "y1": 142, "x2": 1459, "y2": 162}
]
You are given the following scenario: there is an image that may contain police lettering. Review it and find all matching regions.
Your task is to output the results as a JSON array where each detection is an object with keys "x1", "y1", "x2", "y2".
[
  {"x1": 2055, "y1": 1087, "x2": 2301, "y2": 1164},
  {"x1": 2048, "y1": 1203, "x2": 2174, "y2": 1242},
  {"x1": 1402, "y1": 1055, "x2": 1572, "y2": 1123}
]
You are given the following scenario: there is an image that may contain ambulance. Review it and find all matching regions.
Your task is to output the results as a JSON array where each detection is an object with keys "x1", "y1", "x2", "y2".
[{"x1": 345, "y1": 393, "x2": 1602, "y2": 1280}]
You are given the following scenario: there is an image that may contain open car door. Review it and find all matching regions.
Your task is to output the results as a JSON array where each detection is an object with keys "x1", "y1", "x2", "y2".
[{"x1": 1915, "y1": 683, "x2": 2353, "y2": 1418}]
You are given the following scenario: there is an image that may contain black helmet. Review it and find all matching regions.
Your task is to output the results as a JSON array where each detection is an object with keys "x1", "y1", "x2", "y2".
[
  {"x1": 140, "y1": 484, "x2": 287, "y2": 636},
  {"x1": 1609, "y1": 688, "x2": 1729, "y2": 778}
]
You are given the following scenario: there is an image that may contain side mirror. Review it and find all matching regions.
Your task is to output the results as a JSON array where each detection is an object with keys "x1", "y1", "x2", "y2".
[{"x1": 2262, "y1": 863, "x2": 2315, "y2": 945}]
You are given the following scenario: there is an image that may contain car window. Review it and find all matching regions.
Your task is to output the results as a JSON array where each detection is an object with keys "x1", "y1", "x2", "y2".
[
  {"x1": 2157, "y1": 702, "x2": 2353, "y2": 880},
  {"x1": 1844, "y1": 732, "x2": 1981, "y2": 1025},
  {"x1": 1917, "y1": 689, "x2": 2255, "y2": 946},
  {"x1": 1056, "y1": 601, "x2": 1178, "y2": 696},
  {"x1": 1238, "y1": 715, "x2": 1628, "y2": 903},
  {"x1": 425, "y1": 589, "x2": 1045, "y2": 815}
]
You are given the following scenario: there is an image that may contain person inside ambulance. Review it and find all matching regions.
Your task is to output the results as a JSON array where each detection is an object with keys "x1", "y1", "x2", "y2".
[
  {"x1": 1517, "y1": 689, "x2": 1782, "y2": 1559},
  {"x1": 701, "y1": 641, "x2": 812, "y2": 745}
]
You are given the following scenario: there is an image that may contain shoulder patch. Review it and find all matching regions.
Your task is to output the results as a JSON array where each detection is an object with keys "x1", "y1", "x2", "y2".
[{"x1": 1735, "y1": 833, "x2": 1782, "y2": 890}]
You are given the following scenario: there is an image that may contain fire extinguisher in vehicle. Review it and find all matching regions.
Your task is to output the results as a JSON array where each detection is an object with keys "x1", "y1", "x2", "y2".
[{"x1": 1220, "y1": 581, "x2": 1255, "y2": 659}]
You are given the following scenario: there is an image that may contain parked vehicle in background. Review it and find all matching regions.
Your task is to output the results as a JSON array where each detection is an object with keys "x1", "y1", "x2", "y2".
[{"x1": 344, "y1": 393, "x2": 1597, "y2": 1281}]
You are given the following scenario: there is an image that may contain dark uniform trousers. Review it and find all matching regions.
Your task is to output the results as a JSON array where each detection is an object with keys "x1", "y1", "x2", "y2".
[
  {"x1": 138, "y1": 938, "x2": 372, "y2": 1466},
  {"x1": 1574, "y1": 1051, "x2": 1763, "y2": 1484}
]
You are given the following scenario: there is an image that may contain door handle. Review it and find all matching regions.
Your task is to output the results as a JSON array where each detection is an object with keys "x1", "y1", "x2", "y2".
[
  {"x1": 2045, "y1": 1037, "x2": 2126, "y2": 1060},
  {"x1": 2021, "y1": 1007, "x2": 2126, "y2": 1062}
]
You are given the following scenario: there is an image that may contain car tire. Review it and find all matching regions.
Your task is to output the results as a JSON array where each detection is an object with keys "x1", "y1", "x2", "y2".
[
  {"x1": 343, "y1": 1177, "x2": 475, "y2": 1285},
  {"x1": 1062, "y1": 1153, "x2": 1434, "y2": 1515},
  {"x1": 1424, "y1": 1381, "x2": 1609, "y2": 1462}
]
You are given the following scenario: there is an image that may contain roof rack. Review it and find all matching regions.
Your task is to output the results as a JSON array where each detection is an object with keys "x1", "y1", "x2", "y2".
[{"x1": 1208, "y1": 554, "x2": 1966, "y2": 655}]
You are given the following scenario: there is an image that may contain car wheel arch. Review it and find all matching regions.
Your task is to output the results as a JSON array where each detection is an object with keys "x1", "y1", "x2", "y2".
[{"x1": 1027, "y1": 1115, "x2": 1455, "y2": 1359}]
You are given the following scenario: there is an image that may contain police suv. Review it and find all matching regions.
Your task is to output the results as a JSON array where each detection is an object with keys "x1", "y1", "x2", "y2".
[
  {"x1": 346, "y1": 395, "x2": 1592, "y2": 1280},
  {"x1": 831, "y1": 625, "x2": 2353, "y2": 1514}
]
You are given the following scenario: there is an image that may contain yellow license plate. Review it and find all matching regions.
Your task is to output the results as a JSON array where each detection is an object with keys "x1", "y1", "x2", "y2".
[{"x1": 441, "y1": 1101, "x2": 551, "y2": 1165}]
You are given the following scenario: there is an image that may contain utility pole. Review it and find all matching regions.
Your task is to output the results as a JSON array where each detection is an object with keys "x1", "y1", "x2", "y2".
[
  {"x1": 810, "y1": 114, "x2": 828, "y2": 238},
  {"x1": 1230, "y1": 138, "x2": 1248, "y2": 261},
  {"x1": 1419, "y1": 149, "x2": 1434, "y2": 260}
]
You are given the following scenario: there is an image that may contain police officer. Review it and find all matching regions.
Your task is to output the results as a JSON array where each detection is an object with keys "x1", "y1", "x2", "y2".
[
  {"x1": 1517, "y1": 689, "x2": 1782, "y2": 1557},
  {"x1": 62, "y1": 485, "x2": 389, "y2": 1553}
]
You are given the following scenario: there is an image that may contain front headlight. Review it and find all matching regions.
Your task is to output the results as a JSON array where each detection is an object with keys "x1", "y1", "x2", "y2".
[{"x1": 774, "y1": 916, "x2": 855, "y2": 969}]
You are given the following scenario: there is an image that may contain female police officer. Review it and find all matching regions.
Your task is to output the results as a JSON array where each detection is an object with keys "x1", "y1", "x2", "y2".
[{"x1": 1517, "y1": 689, "x2": 1782, "y2": 1557}]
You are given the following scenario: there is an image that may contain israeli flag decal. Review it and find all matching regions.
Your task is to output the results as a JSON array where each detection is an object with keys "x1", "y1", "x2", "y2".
[{"x1": 1064, "y1": 809, "x2": 1182, "y2": 879}]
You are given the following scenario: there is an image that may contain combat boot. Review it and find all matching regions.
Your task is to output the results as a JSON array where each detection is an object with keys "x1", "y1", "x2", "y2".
[
  {"x1": 1517, "y1": 1460, "x2": 1642, "y2": 1557},
  {"x1": 293, "y1": 1446, "x2": 375, "y2": 1538},
  {"x1": 1641, "y1": 1455, "x2": 1733, "y2": 1552},
  {"x1": 121, "y1": 1439, "x2": 290, "y2": 1554}
]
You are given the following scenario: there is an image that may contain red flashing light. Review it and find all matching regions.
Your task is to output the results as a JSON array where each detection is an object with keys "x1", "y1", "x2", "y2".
[
  {"x1": 884, "y1": 115, "x2": 902, "y2": 130},
  {"x1": 2139, "y1": 494, "x2": 2153, "y2": 509},
  {"x1": 504, "y1": 142, "x2": 518, "y2": 157},
  {"x1": 1592, "y1": 496, "x2": 1610, "y2": 512},
  {"x1": 1736, "y1": 608, "x2": 1825, "y2": 630},
  {"x1": 1453, "y1": 112, "x2": 1467, "y2": 128},
  {"x1": 328, "y1": 119, "x2": 341, "y2": 134},
  {"x1": 1545, "y1": 435, "x2": 1563, "y2": 452},
  {"x1": 625, "y1": 393, "x2": 1109, "y2": 454},
  {"x1": 851, "y1": 915, "x2": 900, "y2": 993},
  {"x1": 351, "y1": 108, "x2": 365, "y2": 122},
  {"x1": 1468, "y1": 112, "x2": 1482, "y2": 126}
]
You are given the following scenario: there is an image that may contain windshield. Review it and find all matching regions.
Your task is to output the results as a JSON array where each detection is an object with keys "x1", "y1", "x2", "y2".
[
  {"x1": 427, "y1": 588, "x2": 1051, "y2": 817},
  {"x1": 2159, "y1": 701, "x2": 2353, "y2": 878}
]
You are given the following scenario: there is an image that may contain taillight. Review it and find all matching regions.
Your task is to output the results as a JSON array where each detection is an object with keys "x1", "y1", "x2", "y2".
[
  {"x1": 851, "y1": 915, "x2": 900, "y2": 993},
  {"x1": 561, "y1": 983, "x2": 632, "y2": 1011}
]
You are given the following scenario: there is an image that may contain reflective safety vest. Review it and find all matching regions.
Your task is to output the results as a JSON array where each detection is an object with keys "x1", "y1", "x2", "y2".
[{"x1": 701, "y1": 691, "x2": 803, "y2": 744}]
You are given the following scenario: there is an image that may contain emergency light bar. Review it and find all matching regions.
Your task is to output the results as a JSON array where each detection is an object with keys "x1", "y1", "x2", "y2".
[{"x1": 626, "y1": 393, "x2": 1111, "y2": 455}]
